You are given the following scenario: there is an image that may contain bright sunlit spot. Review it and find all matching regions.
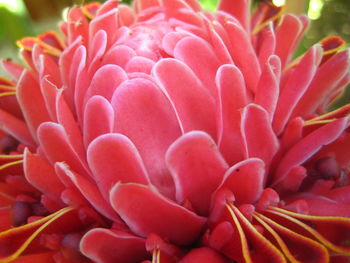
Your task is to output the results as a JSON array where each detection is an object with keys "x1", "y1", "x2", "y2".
[
  {"x1": 308, "y1": 0, "x2": 325, "y2": 20},
  {"x1": 272, "y1": 0, "x2": 286, "y2": 7},
  {"x1": 0, "y1": 0, "x2": 26, "y2": 15}
]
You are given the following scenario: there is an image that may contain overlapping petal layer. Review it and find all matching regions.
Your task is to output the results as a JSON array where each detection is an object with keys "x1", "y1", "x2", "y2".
[{"x1": 0, "y1": 0, "x2": 349, "y2": 262}]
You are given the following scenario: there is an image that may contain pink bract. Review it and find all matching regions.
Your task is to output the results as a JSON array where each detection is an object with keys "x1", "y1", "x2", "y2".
[{"x1": 0, "y1": 0, "x2": 350, "y2": 262}]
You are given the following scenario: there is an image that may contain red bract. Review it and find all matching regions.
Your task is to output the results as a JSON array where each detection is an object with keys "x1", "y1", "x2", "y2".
[{"x1": 0, "y1": 0, "x2": 350, "y2": 262}]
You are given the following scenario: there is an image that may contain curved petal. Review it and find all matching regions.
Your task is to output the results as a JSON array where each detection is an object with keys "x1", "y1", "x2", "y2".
[
  {"x1": 173, "y1": 36, "x2": 220, "y2": 97},
  {"x1": 224, "y1": 21, "x2": 261, "y2": 93},
  {"x1": 87, "y1": 133, "x2": 150, "y2": 198},
  {"x1": 254, "y1": 55, "x2": 281, "y2": 120},
  {"x1": 110, "y1": 183, "x2": 206, "y2": 246},
  {"x1": 80, "y1": 228, "x2": 148, "y2": 263},
  {"x1": 166, "y1": 131, "x2": 228, "y2": 215},
  {"x1": 23, "y1": 149, "x2": 64, "y2": 199},
  {"x1": 220, "y1": 158, "x2": 265, "y2": 205},
  {"x1": 85, "y1": 64, "x2": 128, "y2": 102},
  {"x1": 273, "y1": 45, "x2": 322, "y2": 135},
  {"x1": 218, "y1": 0, "x2": 250, "y2": 31},
  {"x1": 273, "y1": 118, "x2": 348, "y2": 185},
  {"x1": 37, "y1": 122, "x2": 89, "y2": 177},
  {"x1": 55, "y1": 163, "x2": 120, "y2": 222},
  {"x1": 83, "y1": 96, "x2": 114, "y2": 146},
  {"x1": 111, "y1": 78, "x2": 182, "y2": 197},
  {"x1": 179, "y1": 247, "x2": 229, "y2": 263},
  {"x1": 241, "y1": 104, "x2": 279, "y2": 169},
  {"x1": 0, "y1": 109, "x2": 34, "y2": 146},
  {"x1": 16, "y1": 70, "x2": 51, "y2": 142},
  {"x1": 153, "y1": 58, "x2": 216, "y2": 137},
  {"x1": 215, "y1": 64, "x2": 247, "y2": 165}
]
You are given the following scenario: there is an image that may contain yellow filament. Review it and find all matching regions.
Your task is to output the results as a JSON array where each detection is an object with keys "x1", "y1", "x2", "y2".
[
  {"x1": 0, "y1": 92, "x2": 16, "y2": 98},
  {"x1": 0, "y1": 207, "x2": 75, "y2": 262},
  {"x1": 226, "y1": 203, "x2": 253, "y2": 263},
  {"x1": 0, "y1": 160, "x2": 23, "y2": 171}
]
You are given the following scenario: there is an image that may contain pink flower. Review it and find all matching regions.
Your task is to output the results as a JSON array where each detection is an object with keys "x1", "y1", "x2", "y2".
[{"x1": 0, "y1": 0, "x2": 350, "y2": 262}]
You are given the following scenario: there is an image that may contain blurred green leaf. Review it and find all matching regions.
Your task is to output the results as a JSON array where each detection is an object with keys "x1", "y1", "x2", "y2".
[{"x1": 199, "y1": 0, "x2": 219, "y2": 11}]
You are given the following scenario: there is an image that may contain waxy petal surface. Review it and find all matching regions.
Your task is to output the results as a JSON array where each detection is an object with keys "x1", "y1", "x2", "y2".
[
  {"x1": 112, "y1": 78, "x2": 182, "y2": 197},
  {"x1": 166, "y1": 131, "x2": 228, "y2": 215},
  {"x1": 81, "y1": 228, "x2": 148, "y2": 263},
  {"x1": 153, "y1": 58, "x2": 216, "y2": 137},
  {"x1": 110, "y1": 183, "x2": 206, "y2": 246},
  {"x1": 87, "y1": 133, "x2": 150, "y2": 198}
]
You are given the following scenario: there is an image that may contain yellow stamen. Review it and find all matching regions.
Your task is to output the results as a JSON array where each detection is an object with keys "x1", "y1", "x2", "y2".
[
  {"x1": 152, "y1": 249, "x2": 161, "y2": 263},
  {"x1": 254, "y1": 212, "x2": 329, "y2": 262},
  {"x1": 0, "y1": 207, "x2": 75, "y2": 262},
  {"x1": 0, "y1": 154, "x2": 23, "y2": 159},
  {"x1": 267, "y1": 206, "x2": 350, "y2": 255},
  {"x1": 0, "y1": 92, "x2": 16, "y2": 98},
  {"x1": 0, "y1": 160, "x2": 23, "y2": 171},
  {"x1": 226, "y1": 203, "x2": 253, "y2": 263}
]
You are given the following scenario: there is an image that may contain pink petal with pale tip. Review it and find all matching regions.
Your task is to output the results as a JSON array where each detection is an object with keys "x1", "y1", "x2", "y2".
[
  {"x1": 85, "y1": 64, "x2": 128, "y2": 102},
  {"x1": 23, "y1": 149, "x2": 64, "y2": 199},
  {"x1": 224, "y1": 21, "x2": 261, "y2": 93},
  {"x1": 125, "y1": 56, "x2": 155, "y2": 74},
  {"x1": 87, "y1": 30, "x2": 107, "y2": 76},
  {"x1": 275, "y1": 14, "x2": 304, "y2": 68},
  {"x1": 0, "y1": 108, "x2": 34, "y2": 146},
  {"x1": 39, "y1": 56, "x2": 60, "y2": 122},
  {"x1": 87, "y1": 133, "x2": 150, "y2": 199},
  {"x1": 279, "y1": 117, "x2": 304, "y2": 151},
  {"x1": 254, "y1": 55, "x2": 280, "y2": 120},
  {"x1": 241, "y1": 104, "x2": 279, "y2": 169},
  {"x1": 257, "y1": 23, "x2": 276, "y2": 67},
  {"x1": 292, "y1": 49, "x2": 350, "y2": 118},
  {"x1": 209, "y1": 221, "x2": 235, "y2": 251},
  {"x1": 174, "y1": 36, "x2": 220, "y2": 97},
  {"x1": 37, "y1": 122, "x2": 89, "y2": 177},
  {"x1": 219, "y1": 158, "x2": 265, "y2": 205},
  {"x1": 179, "y1": 247, "x2": 229, "y2": 263},
  {"x1": 166, "y1": 131, "x2": 228, "y2": 216},
  {"x1": 1, "y1": 60, "x2": 24, "y2": 81},
  {"x1": 163, "y1": 0, "x2": 203, "y2": 27},
  {"x1": 80, "y1": 228, "x2": 148, "y2": 263},
  {"x1": 218, "y1": 0, "x2": 250, "y2": 31},
  {"x1": 162, "y1": 32, "x2": 188, "y2": 57},
  {"x1": 16, "y1": 70, "x2": 51, "y2": 142},
  {"x1": 72, "y1": 47, "x2": 88, "y2": 124},
  {"x1": 56, "y1": 90, "x2": 86, "y2": 165},
  {"x1": 95, "y1": 0, "x2": 118, "y2": 16},
  {"x1": 59, "y1": 37, "x2": 83, "y2": 108},
  {"x1": 111, "y1": 78, "x2": 181, "y2": 197},
  {"x1": 216, "y1": 64, "x2": 248, "y2": 165},
  {"x1": 67, "y1": 7, "x2": 89, "y2": 46},
  {"x1": 118, "y1": 5, "x2": 136, "y2": 27},
  {"x1": 110, "y1": 183, "x2": 206, "y2": 246},
  {"x1": 273, "y1": 45, "x2": 322, "y2": 135},
  {"x1": 83, "y1": 96, "x2": 114, "y2": 146},
  {"x1": 102, "y1": 45, "x2": 136, "y2": 68},
  {"x1": 153, "y1": 58, "x2": 216, "y2": 137},
  {"x1": 90, "y1": 8, "x2": 119, "y2": 49},
  {"x1": 55, "y1": 163, "x2": 120, "y2": 221},
  {"x1": 273, "y1": 118, "x2": 348, "y2": 185}
]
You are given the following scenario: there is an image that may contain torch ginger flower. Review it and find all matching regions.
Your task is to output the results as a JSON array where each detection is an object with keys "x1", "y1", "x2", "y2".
[{"x1": 0, "y1": 0, "x2": 350, "y2": 262}]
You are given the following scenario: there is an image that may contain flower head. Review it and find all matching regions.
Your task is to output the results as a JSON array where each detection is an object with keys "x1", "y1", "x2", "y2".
[{"x1": 0, "y1": 0, "x2": 350, "y2": 262}]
